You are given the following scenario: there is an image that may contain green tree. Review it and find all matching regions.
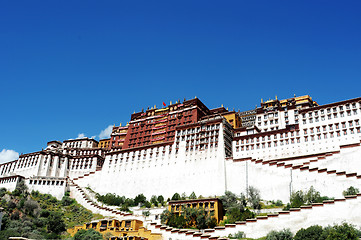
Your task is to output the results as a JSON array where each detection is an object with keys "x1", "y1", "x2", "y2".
[
  {"x1": 189, "y1": 192, "x2": 197, "y2": 199},
  {"x1": 228, "y1": 231, "x2": 245, "y2": 239},
  {"x1": 219, "y1": 191, "x2": 238, "y2": 210},
  {"x1": 171, "y1": 193, "x2": 181, "y2": 200},
  {"x1": 290, "y1": 190, "x2": 305, "y2": 208},
  {"x1": 143, "y1": 201, "x2": 151, "y2": 208},
  {"x1": 157, "y1": 195, "x2": 165, "y2": 206},
  {"x1": 0, "y1": 187, "x2": 7, "y2": 197},
  {"x1": 134, "y1": 194, "x2": 147, "y2": 206},
  {"x1": 294, "y1": 225, "x2": 324, "y2": 240},
  {"x1": 24, "y1": 199, "x2": 39, "y2": 216},
  {"x1": 305, "y1": 186, "x2": 322, "y2": 204},
  {"x1": 150, "y1": 195, "x2": 158, "y2": 206},
  {"x1": 46, "y1": 212, "x2": 66, "y2": 234},
  {"x1": 248, "y1": 186, "x2": 261, "y2": 209},
  {"x1": 326, "y1": 222, "x2": 358, "y2": 240},
  {"x1": 226, "y1": 207, "x2": 255, "y2": 224},
  {"x1": 343, "y1": 186, "x2": 360, "y2": 196},
  {"x1": 14, "y1": 179, "x2": 28, "y2": 196},
  {"x1": 266, "y1": 228, "x2": 293, "y2": 240},
  {"x1": 181, "y1": 192, "x2": 187, "y2": 200},
  {"x1": 74, "y1": 228, "x2": 103, "y2": 240},
  {"x1": 142, "y1": 210, "x2": 150, "y2": 219}
]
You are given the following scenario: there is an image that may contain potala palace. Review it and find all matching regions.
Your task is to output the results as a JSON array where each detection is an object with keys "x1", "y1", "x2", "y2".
[{"x1": 2, "y1": 95, "x2": 361, "y2": 239}]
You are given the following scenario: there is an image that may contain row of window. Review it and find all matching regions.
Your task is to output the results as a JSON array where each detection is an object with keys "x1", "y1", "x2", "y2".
[
  {"x1": 304, "y1": 120, "x2": 360, "y2": 135},
  {"x1": 176, "y1": 131, "x2": 219, "y2": 141},
  {"x1": 0, "y1": 177, "x2": 19, "y2": 184},
  {"x1": 236, "y1": 131, "x2": 300, "y2": 145},
  {"x1": 236, "y1": 127, "x2": 361, "y2": 152},
  {"x1": 302, "y1": 103, "x2": 359, "y2": 118},
  {"x1": 28, "y1": 179, "x2": 65, "y2": 186},
  {"x1": 302, "y1": 110, "x2": 358, "y2": 124},
  {"x1": 177, "y1": 124, "x2": 220, "y2": 136}
]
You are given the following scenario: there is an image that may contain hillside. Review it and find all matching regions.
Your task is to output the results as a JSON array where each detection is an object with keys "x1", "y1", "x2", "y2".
[{"x1": 0, "y1": 180, "x2": 103, "y2": 239}]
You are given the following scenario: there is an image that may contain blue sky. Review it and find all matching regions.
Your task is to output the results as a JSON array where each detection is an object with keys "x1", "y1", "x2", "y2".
[{"x1": 1, "y1": 1, "x2": 361, "y2": 161}]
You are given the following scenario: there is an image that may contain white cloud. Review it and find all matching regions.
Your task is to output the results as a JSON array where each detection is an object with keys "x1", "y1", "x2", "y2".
[
  {"x1": 0, "y1": 149, "x2": 19, "y2": 164},
  {"x1": 77, "y1": 133, "x2": 86, "y2": 139},
  {"x1": 99, "y1": 125, "x2": 113, "y2": 139}
]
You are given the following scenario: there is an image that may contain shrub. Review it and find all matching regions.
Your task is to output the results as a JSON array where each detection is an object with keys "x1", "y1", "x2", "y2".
[
  {"x1": 24, "y1": 199, "x2": 39, "y2": 216},
  {"x1": 61, "y1": 195, "x2": 75, "y2": 206},
  {"x1": 343, "y1": 186, "x2": 359, "y2": 196},
  {"x1": 74, "y1": 228, "x2": 103, "y2": 240},
  {"x1": 0, "y1": 187, "x2": 7, "y2": 197},
  {"x1": 46, "y1": 212, "x2": 66, "y2": 234},
  {"x1": 228, "y1": 231, "x2": 245, "y2": 239},
  {"x1": 266, "y1": 228, "x2": 293, "y2": 240},
  {"x1": 219, "y1": 191, "x2": 238, "y2": 210},
  {"x1": 326, "y1": 222, "x2": 359, "y2": 240},
  {"x1": 293, "y1": 225, "x2": 324, "y2": 240},
  {"x1": 142, "y1": 210, "x2": 150, "y2": 218}
]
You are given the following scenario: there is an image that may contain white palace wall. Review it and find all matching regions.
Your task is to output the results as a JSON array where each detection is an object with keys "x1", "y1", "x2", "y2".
[
  {"x1": 226, "y1": 143, "x2": 361, "y2": 203},
  {"x1": 81, "y1": 123, "x2": 227, "y2": 199}
]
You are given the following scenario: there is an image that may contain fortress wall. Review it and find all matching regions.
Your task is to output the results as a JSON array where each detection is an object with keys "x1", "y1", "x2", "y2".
[
  {"x1": 0, "y1": 176, "x2": 23, "y2": 191},
  {"x1": 308, "y1": 145, "x2": 361, "y2": 174},
  {"x1": 78, "y1": 124, "x2": 228, "y2": 199},
  {"x1": 26, "y1": 178, "x2": 67, "y2": 200},
  {"x1": 227, "y1": 153, "x2": 361, "y2": 203},
  {"x1": 226, "y1": 160, "x2": 291, "y2": 202}
]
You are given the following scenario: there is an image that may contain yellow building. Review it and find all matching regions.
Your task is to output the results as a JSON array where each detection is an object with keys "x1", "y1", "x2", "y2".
[
  {"x1": 262, "y1": 95, "x2": 318, "y2": 110},
  {"x1": 222, "y1": 112, "x2": 242, "y2": 129},
  {"x1": 168, "y1": 198, "x2": 224, "y2": 223},
  {"x1": 98, "y1": 138, "x2": 111, "y2": 149},
  {"x1": 67, "y1": 218, "x2": 161, "y2": 240}
]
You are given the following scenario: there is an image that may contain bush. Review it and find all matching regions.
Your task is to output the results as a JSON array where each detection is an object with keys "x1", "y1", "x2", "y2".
[
  {"x1": 293, "y1": 223, "x2": 361, "y2": 240},
  {"x1": 61, "y1": 195, "x2": 75, "y2": 206},
  {"x1": 289, "y1": 186, "x2": 330, "y2": 208},
  {"x1": 326, "y1": 222, "x2": 359, "y2": 240},
  {"x1": 24, "y1": 199, "x2": 39, "y2": 216},
  {"x1": 294, "y1": 225, "x2": 324, "y2": 240},
  {"x1": 74, "y1": 228, "x2": 103, "y2": 240},
  {"x1": 46, "y1": 212, "x2": 66, "y2": 234},
  {"x1": 226, "y1": 207, "x2": 255, "y2": 224},
  {"x1": 266, "y1": 228, "x2": 293, "y2": 240},
  {"x1": 0, "y1": 187, "x2": 7, "y2": 197},
  {"x1": 143, "y1": 201, "x2": 151, "y2": 208},
  {"x1": 219, "y1": 191, "x2": 238, "y2": 210},
  {"x1": 228, "y1": 231, "x2": 245, "y2": 239},
  {"x1": 343, "y1": 186, "x2": 359, "y2": 196}
]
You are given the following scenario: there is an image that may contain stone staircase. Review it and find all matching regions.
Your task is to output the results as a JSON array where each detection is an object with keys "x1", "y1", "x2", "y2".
[{"x1": 68, "y1": 178, "x2": 134, "y2": 218}]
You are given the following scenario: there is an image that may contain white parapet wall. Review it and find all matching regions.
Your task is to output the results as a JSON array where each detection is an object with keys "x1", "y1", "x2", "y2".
[
  {"x1": 84, "y1": 123, "x2": 228, "y2": 199},
  {"x1": 226, "y1": 144, "x2": 361, "y2": 203},
  {"x1": 26, "y1": 177, "x2": 67, "y2": 200}
]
